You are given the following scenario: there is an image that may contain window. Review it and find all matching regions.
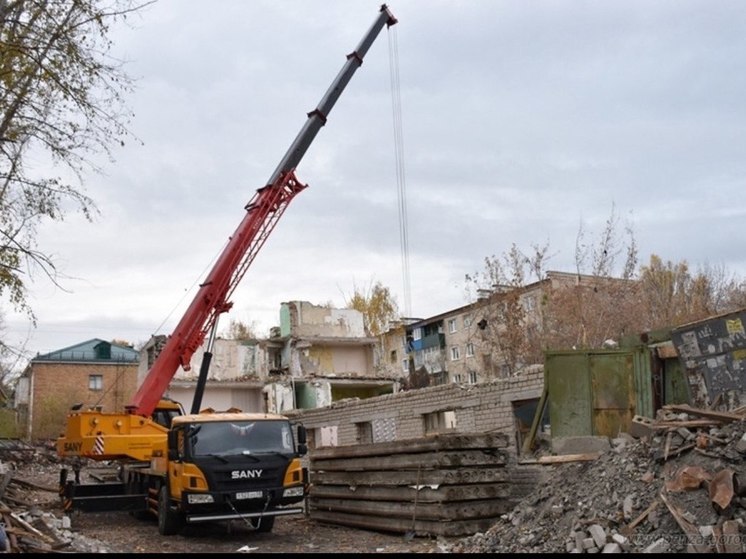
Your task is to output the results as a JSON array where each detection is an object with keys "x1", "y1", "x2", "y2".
[
  {"x1": 402, "y1": 358, "x2": 409, "y2": 373},
  {"x1": 466, "y1": 343, "x2": 475, "y2": 357},
  {"x1": 355, "y1": 422, "x2": 373, "y2": 444},
  {"x1": 450, "y1": 346, "x2": 460, "y2": 360},
  {"x1": 448, "y1": 318, "x2": 457, "y2": 333},
  {"x1": 413, "y1": 328, "x2": 422, "y2": 341},
  {"x1": 88, "y1": 374, "x2": 103, "y2": 391},
  {"x1": 390, "y1": 350, "x2": 397, "y2": 364},
  {"x1": 423, "y1": 410, "x2": 457, "y2": 434},
  {"x1": 464, "y1": 315, "x2": 472, "y2": 327},
  {"x1": 94, "y1": 343, "x2": 111, "y2": 360},
  {"x1": 453, "y1": 373, "x2": 462, "y2": 383},
  {"x1": 467, "y1": 370, "x2": 478, "y2": 384}
]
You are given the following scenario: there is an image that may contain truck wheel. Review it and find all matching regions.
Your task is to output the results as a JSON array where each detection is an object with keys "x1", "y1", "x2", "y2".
[
  {"x1": 157, "y1": 485, "x2": 182, "y2": 535},
  {"x1": 251, "y1": 516, "x2": 275, "y2": 533}
]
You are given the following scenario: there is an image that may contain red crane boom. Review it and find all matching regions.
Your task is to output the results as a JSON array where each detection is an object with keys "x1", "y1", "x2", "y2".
[{"x1": 130, "y1": 5, "x2": 398, "y2": 417}]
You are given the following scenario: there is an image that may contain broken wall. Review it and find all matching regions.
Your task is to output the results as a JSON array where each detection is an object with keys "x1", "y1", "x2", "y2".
[
  {"x1": 280, "y1": 301, "x2": 366, "y2": 338},
  {"x1": 290, "y1": 366, "x2": 544, "y2": 457}
]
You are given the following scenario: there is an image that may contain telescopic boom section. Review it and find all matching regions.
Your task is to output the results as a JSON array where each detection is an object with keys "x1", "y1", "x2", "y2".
[{"x1": 129, "y1": 4, "x2": 398, "y2": 417}]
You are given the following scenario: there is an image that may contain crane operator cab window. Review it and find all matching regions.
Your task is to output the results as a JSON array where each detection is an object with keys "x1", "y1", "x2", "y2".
[
  {"x1": 188, "y1": 420, "x2": 294, "y2": 457},
  {"x1": 151, "y1": 399, "x2": 185, "y2": 429}
]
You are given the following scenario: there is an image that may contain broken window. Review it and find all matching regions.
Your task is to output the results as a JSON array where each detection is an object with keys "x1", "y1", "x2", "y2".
[
  {"x1": 512, "y1": 398, "x2": 549, "y2": 452},
  {"x1": 389, "y1": 349, "x2": 397, "y2": 364},
  {"x1": 355, "y1": 422, "x2": 373, "y2": 444},
  {"x1": 423, "y1": 410, "x2": 457, "y2": 435}
]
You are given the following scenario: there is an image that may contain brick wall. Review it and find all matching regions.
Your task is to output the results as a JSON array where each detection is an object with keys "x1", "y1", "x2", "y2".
[
  {"x1": 291, "y1": 366, "x2": 544, "y2": 457},
  {"x1": 30, "y1": 362, "x2": 138, "y2": 439}
]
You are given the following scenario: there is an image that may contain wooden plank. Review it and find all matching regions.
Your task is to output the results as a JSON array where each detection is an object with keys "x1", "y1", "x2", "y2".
[
  {"x1": 663, "y1": 404, "x2": 742, "y2": 423},
  {"x1": 310, "y1": 509, "x2": 497, "y2": 537},
  {"x1": 310, "y1": 483, "x2": 512, "y2": 503},
  {"x1": 654, "y1": 419, "x2": 718, "y2": 428},
  {"x1": 720, "y1": 520, "x2": 742, "y2": 553},
  {"x1": 311, "y1": 449, "x2": 508, "y2": 472},
  {"x1": 310, "y1": 467, "x2": 515, "y2": 486},
  {"x1": 659, "y1": 489, "x2": 711, "y2": 553},
  {"x1": 621, "y1": 499, "x2": 658, "y2": 536},
  {"x1": 308, "y1": 432, "x2": 509, "y2": 460},
  {"x1": 537, "y1": 452, "x2": 601, "y2": 464},
  {"x1": 309, "y1": 496, "x2": 514, "y2": 521}
]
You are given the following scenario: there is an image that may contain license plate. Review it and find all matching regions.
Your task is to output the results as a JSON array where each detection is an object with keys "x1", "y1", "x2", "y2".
[{"x1": 235, "y1": 491, "x2": 262, "y2": 500}]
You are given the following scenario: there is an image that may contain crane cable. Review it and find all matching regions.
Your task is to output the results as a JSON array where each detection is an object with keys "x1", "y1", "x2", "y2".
[{"x1": 388, "y1": 25, "x2": 411, "y2": 318}]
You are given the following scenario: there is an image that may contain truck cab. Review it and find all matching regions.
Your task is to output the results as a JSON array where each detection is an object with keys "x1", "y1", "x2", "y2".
[{"x1": 148, "y1": 412, "x2": 309, "y2": 535}]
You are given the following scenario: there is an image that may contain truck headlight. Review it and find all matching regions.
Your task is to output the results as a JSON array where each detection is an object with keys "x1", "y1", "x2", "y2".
[
  {"x1": 283, "y1": 486, "x2": 304, "y2": 498},
  {"x1": 187, "y1": 493, "x2": 215, "y2": 504}
]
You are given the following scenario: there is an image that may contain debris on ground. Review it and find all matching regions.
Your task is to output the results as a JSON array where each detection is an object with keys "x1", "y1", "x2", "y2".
[
  {"x1": 0, "y1": 440, "x2": 113, "y2": 553},
  {"x1": 5, "y1": 402, "x2": 746, "y2": 553},
  {"x1": 446, "y1": 404, "x2": 746, "y2": 553}
]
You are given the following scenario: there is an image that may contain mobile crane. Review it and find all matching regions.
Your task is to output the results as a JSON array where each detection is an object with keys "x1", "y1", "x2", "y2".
[{"x1": 55, "y1": 5, "x2": 398, "y2": 535}]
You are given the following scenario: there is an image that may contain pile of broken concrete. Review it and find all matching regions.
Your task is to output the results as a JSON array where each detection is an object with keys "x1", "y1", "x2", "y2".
[{"x1": 446, "y1": 404, "x2": 746, "y2": 554}]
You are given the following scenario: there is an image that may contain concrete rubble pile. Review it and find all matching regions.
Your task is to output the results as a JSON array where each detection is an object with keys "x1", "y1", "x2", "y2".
[
  {"x1": 0, "y1": 441, "x2": 110, "y2": 553},
  {"x1": 447, "y1": 404, "x2": 746, "y2": 554}
]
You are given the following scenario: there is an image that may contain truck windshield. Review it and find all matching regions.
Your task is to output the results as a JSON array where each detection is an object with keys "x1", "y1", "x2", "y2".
[{"x1": 189, "y1": 420, "x2": 294, "y2": 457}]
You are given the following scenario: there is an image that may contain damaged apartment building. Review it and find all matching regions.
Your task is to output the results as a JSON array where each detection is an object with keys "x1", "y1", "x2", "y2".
[
  {"x1": 141, "y1": 300, "x2": 402, "y2": 415},
  {"x1": 137, "y1": 271, "x2": 588, "y2": 448}
]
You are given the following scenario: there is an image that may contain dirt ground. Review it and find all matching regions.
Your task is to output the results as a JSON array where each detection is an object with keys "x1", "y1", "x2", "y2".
[
  {"x1": 10, "y1": 449, "x2": 456, "y2": 554},
  {"x1": 67, "y1": 509, "x2": 452, "y2": 554}
]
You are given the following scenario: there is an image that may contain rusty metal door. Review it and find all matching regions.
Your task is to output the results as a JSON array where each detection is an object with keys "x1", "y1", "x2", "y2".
[
  {"x1": 545, "y1": 350, "x2": 636, "y2": 439},
  {"x1": 589, "y1": 352, "x2": 635, "y2": 437},
  {"x1": 545, "y1": 352, "x2": 593, "y2": 439}
]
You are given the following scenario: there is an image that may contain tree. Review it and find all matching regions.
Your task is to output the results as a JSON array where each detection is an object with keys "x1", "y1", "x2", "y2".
[
  {"x1": 223, "y1": 319, "x2": 259, "y2": 340},
  {"x1": 464, "y1": 243, "x2": 550, "y2": 377},
  {"x1": 636, "y1": 256, "x2": 744, "y2": 330},
  {"x1": 467, "y1": 204, "x2": 746, "y2": 375},
  {"x1": 0, "y1": 0, "x2": 149, "y2": 318},
  {"x1": 345, "y1": 280, "x2": 399, "y2": 337},
  {"x1": 542, "y1": 206, "x2": 642, "y2": 349}
]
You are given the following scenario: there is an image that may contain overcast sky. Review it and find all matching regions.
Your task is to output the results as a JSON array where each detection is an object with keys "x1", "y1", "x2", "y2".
[{"x1": 4, "y1": 0, "x2": 746, "y2": 363}]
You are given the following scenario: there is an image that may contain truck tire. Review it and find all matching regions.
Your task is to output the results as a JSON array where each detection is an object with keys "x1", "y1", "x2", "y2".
[
  {"x1": 157, "y1": 485, "x2": 182, "y2": 535},
  {"x1": 251, "y1": 515, "x2": 275, "y2": 533}
]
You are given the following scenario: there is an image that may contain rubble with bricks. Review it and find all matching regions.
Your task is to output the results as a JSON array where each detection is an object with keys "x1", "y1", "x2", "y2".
[{"x1": 446, "y1": 404, "x2": 746, "y2": 554}]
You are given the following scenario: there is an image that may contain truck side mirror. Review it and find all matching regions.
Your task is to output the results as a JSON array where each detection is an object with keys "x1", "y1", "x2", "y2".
[
  {"x1": 296, "y1": 425, "x2": 307, "y2": 455},
  {"x1": 167, "y1": 430, "x2": 179, "y2": 461}
]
